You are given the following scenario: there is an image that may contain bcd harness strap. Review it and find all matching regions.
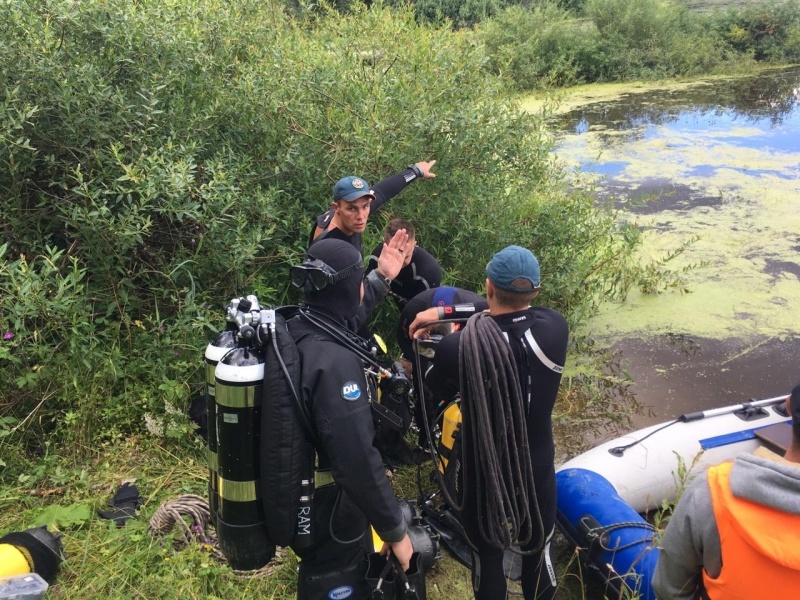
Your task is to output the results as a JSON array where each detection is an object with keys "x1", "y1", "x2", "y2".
[
  {"x1": 499, "y1": 329, "x2": 564, "y2": 373},
  {"x1": 522, "y1": 330, "x2": 563, "y2": 373}
]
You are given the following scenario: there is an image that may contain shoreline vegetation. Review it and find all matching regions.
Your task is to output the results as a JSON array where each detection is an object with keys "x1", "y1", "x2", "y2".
[
  {"x1": 1, "y1": 0, "x2": 798, "y2": 598},
  {"x1": 518, "y1": 63, "x2": 800, "y2": 115}
]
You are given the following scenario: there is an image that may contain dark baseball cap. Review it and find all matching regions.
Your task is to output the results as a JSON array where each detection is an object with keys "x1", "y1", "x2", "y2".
[
  {"x1": 333, "y1": 176, "x2": 376, "y2": 202},
  {"x1": 486, "y1": 245, "x2": 540, "y2": 292}
]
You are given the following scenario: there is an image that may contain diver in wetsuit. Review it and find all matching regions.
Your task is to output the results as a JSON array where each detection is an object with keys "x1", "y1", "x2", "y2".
[
  {"x1": 308, "y1": 162, "x2": 436, "y2": 335},
  {"x1": 287, "y1": 238, "x2": 414, "y2": 599},
  {"x1": 417, "y1": 246, "x2": 569, "y2": 600}
]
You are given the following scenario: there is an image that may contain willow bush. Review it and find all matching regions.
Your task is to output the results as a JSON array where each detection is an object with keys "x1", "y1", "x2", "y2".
[{"x1": 0, "y1": 0, "x2": 651, "y2": 469}]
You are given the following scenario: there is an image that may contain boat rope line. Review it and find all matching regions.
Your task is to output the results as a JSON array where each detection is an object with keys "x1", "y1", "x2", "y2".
[
  {"x1": 459, "y1": 313, "x2": 544, "y2": 554},
  {"x1": 608, "y1": 395, "x2": 789, "y2": 457},
  {"x1": 584, "y1": 520, "x2": 657, "y2": 553},
  {"x1": 608, "y1": 420, "x2": 679, "y2": 457}
]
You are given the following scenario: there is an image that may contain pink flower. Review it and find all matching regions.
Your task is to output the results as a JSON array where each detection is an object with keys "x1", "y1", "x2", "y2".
[{"x1": 2, "y1": 331, "x2": 12, "y2": 340}]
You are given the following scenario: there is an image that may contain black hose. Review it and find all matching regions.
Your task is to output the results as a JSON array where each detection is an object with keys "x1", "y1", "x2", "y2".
[
  {"x1": 294, "y1": 306, "x2": 385, "y2": 372},
  {"x1": 458, "y1": 313, "x2": 544, "y2": 553},
  {"x1": 413, "y1": 334, "x2": 464, "y2": 512}
]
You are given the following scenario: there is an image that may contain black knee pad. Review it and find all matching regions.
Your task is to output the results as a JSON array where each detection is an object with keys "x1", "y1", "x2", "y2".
[{"x1": 297, "y1": 557, "x2": 368, "y2": 600}]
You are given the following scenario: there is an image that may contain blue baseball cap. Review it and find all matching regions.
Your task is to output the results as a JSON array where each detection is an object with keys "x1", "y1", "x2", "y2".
[
  {"x1": 487, "y1": 245, "x2": 540, "y2": 292},
  {"x1": 333, "y1": 176, "x2": 375, "y2": 202}
]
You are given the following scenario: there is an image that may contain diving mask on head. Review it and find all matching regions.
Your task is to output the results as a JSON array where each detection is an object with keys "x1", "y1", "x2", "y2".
[{"x1": 290, "y1": 258, "x2": 362, "y2": 292}]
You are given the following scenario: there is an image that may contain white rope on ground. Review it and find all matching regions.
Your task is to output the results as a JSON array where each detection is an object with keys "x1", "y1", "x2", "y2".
[{"x1": 148, "y1": 494, "x2": 287, "y2": 577}]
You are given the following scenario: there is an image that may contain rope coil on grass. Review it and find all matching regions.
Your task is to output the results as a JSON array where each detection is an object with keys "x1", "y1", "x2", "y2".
[{"x1": 148, "y1": 494, "x2": 286, "y2": 577}]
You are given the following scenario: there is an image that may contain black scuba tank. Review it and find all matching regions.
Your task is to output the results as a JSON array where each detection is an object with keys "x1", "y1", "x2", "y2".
[
  {"x1": 213, "y1": 304, "x2": 275, "y2": 571},
  {"x1": 203, "y1": 300, "x2": 240, "y2": 528}
]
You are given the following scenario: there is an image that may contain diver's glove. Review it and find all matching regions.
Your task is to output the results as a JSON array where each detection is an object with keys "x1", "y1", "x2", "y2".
[{"x1": 97, "y1": 482, "x2": 142, "y2": 527}]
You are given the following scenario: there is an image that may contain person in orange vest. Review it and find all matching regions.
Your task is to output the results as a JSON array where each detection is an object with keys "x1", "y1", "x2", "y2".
[{"x1": 652, "y1": 382, "x2": 800, "y2": 599}]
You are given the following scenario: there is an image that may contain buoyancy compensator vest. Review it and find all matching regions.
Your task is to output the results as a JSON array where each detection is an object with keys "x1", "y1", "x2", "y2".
[{"x1": 258, "y1": 306, "x2": 315, "y2": 550}]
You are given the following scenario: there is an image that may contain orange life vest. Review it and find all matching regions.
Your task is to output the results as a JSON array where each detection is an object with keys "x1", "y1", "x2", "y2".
[{"x1": 702, "y1": 461, "x2": 800, "y2": 599}]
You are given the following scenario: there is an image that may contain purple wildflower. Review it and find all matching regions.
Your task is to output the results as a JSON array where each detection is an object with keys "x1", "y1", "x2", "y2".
[{"x1": 3, "y1": 331, "x2": 12, "y2": 340}]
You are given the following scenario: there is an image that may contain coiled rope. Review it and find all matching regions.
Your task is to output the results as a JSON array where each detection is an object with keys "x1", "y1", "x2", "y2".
[
  {"x1": 148, "y1": 494, "x2": 285, "y2": 577},
  {"x1": 459, "y1": 313, "x2": 544, "y2": 553}
]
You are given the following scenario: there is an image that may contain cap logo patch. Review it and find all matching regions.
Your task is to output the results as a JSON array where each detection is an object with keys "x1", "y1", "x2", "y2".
[
  {"x1": 352, "y1": 178, "x2": 365, "y2": 189},
  {"x1": 341, "y1": 382, "x2": 361, "y2": 401}
]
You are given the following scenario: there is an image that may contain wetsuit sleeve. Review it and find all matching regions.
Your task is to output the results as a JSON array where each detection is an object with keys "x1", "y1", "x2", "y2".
[
  {"x1": 309, "y1": 209, "x2": 335, "y2": 247},
  {"x1": 365, "y1": 243, "x2": 383, "y2": 276},
  {"x1": 424, "y1": 331, "x2": 462, "y2": 404},
  {"x1": 347, "y1": 269, "x2": 391, "y2": 332},
  {"x1": 396, "y1": 292, "x2": 432, "y2": 361},
  {"x1": 309, "y1": 346, "x2": 407, "y2": 542},
  {"x1": 370, "y1": 167, "x2": 422, "y2": 214},
  {"x1": 651, "y1": 473, "x2": 721, "y2": 600}
]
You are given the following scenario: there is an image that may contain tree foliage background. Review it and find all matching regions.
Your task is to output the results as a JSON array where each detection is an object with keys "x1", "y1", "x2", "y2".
[
  {"x1": 0, "y1": 0, "x2": 664, "y2": 468},
  {"x1": 480, "y1": 0, "x2": 800, "y2": 89}
]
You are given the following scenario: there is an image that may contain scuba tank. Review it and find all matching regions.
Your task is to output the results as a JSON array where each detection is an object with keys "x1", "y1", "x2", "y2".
[
  {"x1": 210, "y1": 297, "x2": 316, "y2": 570},
  {"x1": 203, "y1": 298, "x2": 244, "y2": 528},
  {"x1": 438, "y1": 400, "x2": 462, "y2": 475},
  {"x1": 213, "y1": 297, "x2": 275, "y2": 571}
]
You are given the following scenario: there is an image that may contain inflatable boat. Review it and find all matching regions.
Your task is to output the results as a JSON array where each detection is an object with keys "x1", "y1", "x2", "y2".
[{"x1": 555, "y1": 395, "x2": 791, "y2": 600}]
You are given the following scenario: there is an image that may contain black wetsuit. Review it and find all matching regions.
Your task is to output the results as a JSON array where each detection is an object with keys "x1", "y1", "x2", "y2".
[
  {"x1": 308, "y1": 167, "x2": 424, "y2": 253},
  {"x1": 288, "y1": 315, "x2": 408, "y2": 600},
  {"x1": 367, "y1": 244, "x2": 443, "y2": 310},
  {"x1": 426, "y1": 305, "x2": 569, "y2": 600}
]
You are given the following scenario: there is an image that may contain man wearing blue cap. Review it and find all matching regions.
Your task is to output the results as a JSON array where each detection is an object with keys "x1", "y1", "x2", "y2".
[
  {"x1": 308, "y1": 160, "x2": 437, "y2": 252},
  {"x1": 413, "y1": 245, "x2": 569, "y2": 600},
  {"x1": 307, "y1": 161, "x2": 436, "y2": 334}
]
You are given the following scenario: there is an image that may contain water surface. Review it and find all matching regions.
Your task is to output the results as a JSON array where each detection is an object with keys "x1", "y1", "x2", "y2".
[{"x1": 543, "y1": 67, "x2": 800, "y2": 426}]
